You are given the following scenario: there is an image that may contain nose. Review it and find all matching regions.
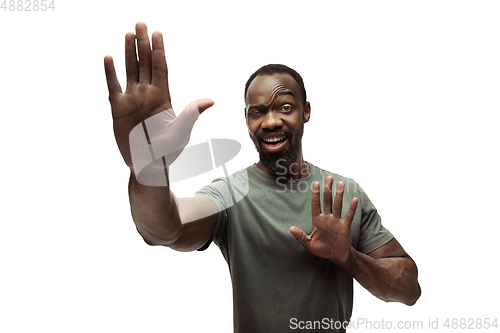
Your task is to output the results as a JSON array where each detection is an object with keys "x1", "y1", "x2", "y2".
[{"x1": 261, "y1": 110, "x2": 283, "y2": 130}]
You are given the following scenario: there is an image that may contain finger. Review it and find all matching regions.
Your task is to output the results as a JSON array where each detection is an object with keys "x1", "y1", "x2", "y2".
[
  {"x1": 343, "y1": 198, "x2": 359, "y2": 227},
  {"x1": 311, "y1": 181, "x2": 321, "y2": 217},
  {"x1": 125, "y1": 32, "x2": 138, "y2": 86},
  {"x1": 195, "y1": 98, "x2": 215, "y2": 114},
  {"x1": 323, "y1": 176, "x2": 333, "y2": 215},
  {"x1": 289, "y1": 226, "x2": 311, "y2": 250},
  {"x1": 104, "y1": 55, "x2": 122, "y2": 102},
  {"x1": 332, "y1": 181, "x2": 345, "y2": 219},
  {"x1": 151, "y1": 31, "x2": 168, "y2": 89},
  {"x1": 174, "y1": 99, "x2": 215, "y2": 134},
  {"x1": 135, "y1": 22, "x2": 152, "y2": 84}
]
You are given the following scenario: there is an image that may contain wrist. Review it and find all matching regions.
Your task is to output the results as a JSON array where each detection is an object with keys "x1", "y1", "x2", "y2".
[{"x1": 335, "y1": 247, "x2": 361, "y2": 275}]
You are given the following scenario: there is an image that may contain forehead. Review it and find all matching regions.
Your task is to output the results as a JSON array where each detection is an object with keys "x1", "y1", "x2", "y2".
[{"x1": 246, "y1": 73, "x2": 301, "y2": 106}]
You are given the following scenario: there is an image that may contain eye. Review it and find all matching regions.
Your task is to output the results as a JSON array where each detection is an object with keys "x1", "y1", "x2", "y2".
[
  {"x1": 248, "y1": 110, "x2": 262, "y2": 117},
  {"x1": 279, "y1": 105, "x2": 293, "y2": 113}
]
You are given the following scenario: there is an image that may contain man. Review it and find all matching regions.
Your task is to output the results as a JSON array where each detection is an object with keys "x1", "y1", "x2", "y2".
[{"x1": 104, "y1": 22, "x2": 421, "y2": 332}]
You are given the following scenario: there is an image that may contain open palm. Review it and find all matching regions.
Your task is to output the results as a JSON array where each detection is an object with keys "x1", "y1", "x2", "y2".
[
  {"x1": 104, "y1": 22, "x2": 213, "y2": 172},
  {"x1": 290, "y1": 177, "x2": 358, "y2": 266}
]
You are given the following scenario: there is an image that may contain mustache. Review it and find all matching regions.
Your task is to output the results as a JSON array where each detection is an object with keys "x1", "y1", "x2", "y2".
[{"x1": 258, "y1": 127, "x2": 292, "y2": 140}]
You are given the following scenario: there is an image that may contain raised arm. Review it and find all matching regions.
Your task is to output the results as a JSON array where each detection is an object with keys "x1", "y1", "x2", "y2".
[
  {"x1": 104, "y1": 22, "x2": 218, "y2": 251},
  {"x1": 128, "y1": 177, "x2": 218, "y2": 251},
  {"x1": 290, "y1": 177, "x2": 421, "y2": 305}
]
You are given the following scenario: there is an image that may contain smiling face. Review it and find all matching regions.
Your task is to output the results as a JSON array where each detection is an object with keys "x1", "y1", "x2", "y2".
[{"x1": 245, "y1": 73, "x2": 311, "y2": 177}]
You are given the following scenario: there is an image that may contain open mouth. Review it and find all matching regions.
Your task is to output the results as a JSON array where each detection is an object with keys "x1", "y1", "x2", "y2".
[
  {"x1": 261, "y1": 133, "x2": 288, "y2": 153},
  {"x1": 263, "y1": 136, "x2": 286, "y2": 145}
]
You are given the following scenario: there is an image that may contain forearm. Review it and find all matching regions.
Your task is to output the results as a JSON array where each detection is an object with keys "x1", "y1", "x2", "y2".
[
  {"x1": 340, "y1": 247, "x2": 421, "y2": 306},
  {"x1": 128, "y1": 172, "x2": 182, "y2": 246}
]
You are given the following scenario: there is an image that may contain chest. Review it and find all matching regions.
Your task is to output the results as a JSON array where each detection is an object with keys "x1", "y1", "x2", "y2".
[{"x1": 226, "y1": 188, "x2": 362, "y2": 260}]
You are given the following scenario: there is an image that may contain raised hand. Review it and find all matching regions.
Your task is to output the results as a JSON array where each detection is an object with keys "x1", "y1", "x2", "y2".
[
  {"x1": 104, "y1": 22, "x2": 213, "y2": 179},
  {"x1": 290, "y1": 177, "x2": 358, "y2": 266}
]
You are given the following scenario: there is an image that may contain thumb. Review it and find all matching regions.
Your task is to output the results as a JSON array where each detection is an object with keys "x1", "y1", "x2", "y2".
[
  {"x1": 174, "y1": 98, "x2": 214, "y2": 130},
  {"x1": 290, "y1": 226, "x2": 311, "y2": 249},
  {"x1": 196, "y1": 98, "x2": 215, "y2": 114}
]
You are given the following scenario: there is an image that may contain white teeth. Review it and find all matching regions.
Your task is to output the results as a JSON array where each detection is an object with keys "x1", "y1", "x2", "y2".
[{"x1": 264, "y1": 136, "x2": 285, "y2": 143}]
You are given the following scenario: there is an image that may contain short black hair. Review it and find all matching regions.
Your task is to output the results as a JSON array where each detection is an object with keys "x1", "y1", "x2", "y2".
[{"x1": 244, "y1": 64, "x2": 307, "y2": 106}]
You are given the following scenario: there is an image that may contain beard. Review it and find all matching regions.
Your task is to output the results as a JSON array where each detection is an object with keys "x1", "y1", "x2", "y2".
[{"x1": 250, "y1": 121, "x2": 304, "y2": 175}]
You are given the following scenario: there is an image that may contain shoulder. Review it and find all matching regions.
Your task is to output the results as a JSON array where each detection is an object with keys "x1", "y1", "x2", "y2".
[
  {"x1": 207, "y1": 166, "x2": 250, "y2": 191},
  {"x1": 194, "y1": 165, "x2": 252, "y2": 209},
  {"x1": 310, "y1": 163, "x2": 362, "y2": 192}
]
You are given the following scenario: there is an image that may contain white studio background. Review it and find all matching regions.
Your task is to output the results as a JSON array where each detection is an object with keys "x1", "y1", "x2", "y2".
[{"x1": 1, "y1": 1, "x2": 498, "y2": 332}]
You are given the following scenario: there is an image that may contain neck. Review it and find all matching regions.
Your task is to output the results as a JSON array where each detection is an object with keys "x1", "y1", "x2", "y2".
[{"x1": 256, "y1": 154, "x2": 310, "y2": 180}]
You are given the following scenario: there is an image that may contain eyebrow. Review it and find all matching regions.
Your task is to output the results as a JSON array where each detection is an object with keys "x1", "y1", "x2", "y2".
[{"x1": 248, "y1": 90, "x2": 295, "y2": 110}]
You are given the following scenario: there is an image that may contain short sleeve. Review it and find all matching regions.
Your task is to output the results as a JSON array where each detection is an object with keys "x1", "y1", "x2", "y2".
[
  {"x1": 356, "y1": 187, "x2": 394, "y2": 254},
  {"x1": 194, "y1": 177, "x2": 234, "y2": 212},
  {"x1": 194, "y1": 177, "x2": 231, "y2": 252}
]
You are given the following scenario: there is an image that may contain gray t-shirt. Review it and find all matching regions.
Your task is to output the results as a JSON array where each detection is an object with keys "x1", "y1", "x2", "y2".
[{"x1": 195, "y1": 162, "x2": 393, "y2": 332}]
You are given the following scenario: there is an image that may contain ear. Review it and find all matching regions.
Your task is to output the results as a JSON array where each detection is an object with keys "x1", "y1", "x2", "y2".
[{"x1": 303, "y1": 102, "x2": 311, "y2": 123}]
